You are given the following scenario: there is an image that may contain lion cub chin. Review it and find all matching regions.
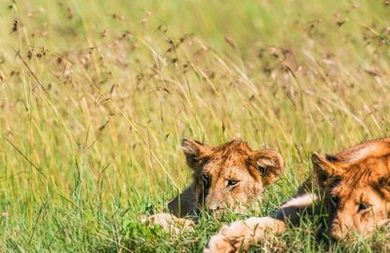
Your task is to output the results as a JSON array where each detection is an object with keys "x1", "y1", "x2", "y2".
[
  {"x1": 205, "y1": 138, "x2": 390, "y2": 252},
  {"x1": 144, "y1": 138, "x2": 284, "y2": 234}
]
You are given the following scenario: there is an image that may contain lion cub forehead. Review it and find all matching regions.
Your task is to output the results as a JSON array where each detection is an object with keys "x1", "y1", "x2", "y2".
[
  {"x1": 210, "y1": 140, "x2": 253, "y2": 160},
  {"x1": 204, "y1": 140, "x2": 254, "y2": 172},
  {"x1": 214, "y1": 140, "x2": 253, "y2": 153},
  {"x1": 333, "y1": 183, "x2": 371, "y2": 197},
  {"x1": 210, "y1": 140, "x2": 253, "y2": 161},
  {"x1": 334, "y1": 184, "x2": 383, "y2": 204}
]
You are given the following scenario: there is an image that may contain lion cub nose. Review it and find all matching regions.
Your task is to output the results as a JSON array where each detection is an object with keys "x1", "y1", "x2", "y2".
[
  {"x1": 210, "y1": 206, "x2": 222, "y2": 212},
  {"x1": 207, "y1": 202, "x2": 223, "y2": 213},
  {"x1": 329, "y1": 222, "x2": 347, "y2": 241}
]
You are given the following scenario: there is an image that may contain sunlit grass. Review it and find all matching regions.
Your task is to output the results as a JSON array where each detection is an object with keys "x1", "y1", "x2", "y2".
[{"x1": 0, "y1": 0, "x2": 389, "y2": 252}]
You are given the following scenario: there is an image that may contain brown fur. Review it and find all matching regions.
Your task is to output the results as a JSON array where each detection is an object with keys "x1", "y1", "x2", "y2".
[
  {"x1": 205, "y1": 138, "x2": 390, "y2": 252},
  {"x1": 169, "y1": 138, "x2": 284, "y2": 217}
]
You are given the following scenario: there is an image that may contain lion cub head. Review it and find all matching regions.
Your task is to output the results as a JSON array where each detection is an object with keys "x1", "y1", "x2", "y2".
[
  {"x1": 312, "y1": 138, "x2": 390, "y2": 241},
  {"x1": 182, "y1": 138, "x2": 283, "y2": 214}
]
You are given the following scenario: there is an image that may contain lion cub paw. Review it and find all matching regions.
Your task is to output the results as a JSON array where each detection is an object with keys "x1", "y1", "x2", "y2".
[
  {"x1": 204, "y1": 221, "x2": 253, "y2": 253},
  {"x1": 204, "y1": 217, "x2": 286, "y2": 253},
  {"x1": 141, "y1": 213, "x2": 195, "y2": 234}
]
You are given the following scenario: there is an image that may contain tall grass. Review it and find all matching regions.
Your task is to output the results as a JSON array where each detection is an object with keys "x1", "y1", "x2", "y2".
[{"x1": 0, "y1": 0, "x2": 389, "y2": 251}]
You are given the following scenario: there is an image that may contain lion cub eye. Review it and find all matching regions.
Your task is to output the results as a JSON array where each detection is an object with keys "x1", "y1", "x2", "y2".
[
  {"x1": 226, "y1": 179, "x2": 239, "y2": 188},
  {"x1": 358, "y1": 202, "x2": 371, "y2": 213}
]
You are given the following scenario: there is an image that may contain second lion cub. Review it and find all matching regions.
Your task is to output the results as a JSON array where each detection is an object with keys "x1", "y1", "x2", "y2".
[{"x1": 205, "y1": 138, "x2": 390, "y2": 252}]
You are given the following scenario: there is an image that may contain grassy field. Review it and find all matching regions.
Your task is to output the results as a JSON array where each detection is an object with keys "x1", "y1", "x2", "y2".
[{"x1": 0, "y1": 0, "x2": 389, "y2": 252}]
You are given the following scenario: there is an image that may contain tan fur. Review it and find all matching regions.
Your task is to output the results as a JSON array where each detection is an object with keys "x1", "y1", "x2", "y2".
[
  {"x1": 205, "y1": 138, "x2": 390, "y2": 252},
  {"x1": 147, "y1": 138, "x2": 284, "y2": 232}
]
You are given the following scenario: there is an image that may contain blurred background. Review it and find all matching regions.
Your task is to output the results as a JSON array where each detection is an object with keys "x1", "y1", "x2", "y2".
[{"x1": 0, "y1": 0, "x2": 389, "y2": 251}]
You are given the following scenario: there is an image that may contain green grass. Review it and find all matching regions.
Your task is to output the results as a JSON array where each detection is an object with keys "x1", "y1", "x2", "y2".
[{"x1": 0, "y1": 0, "x2": 389, "y2": 252}]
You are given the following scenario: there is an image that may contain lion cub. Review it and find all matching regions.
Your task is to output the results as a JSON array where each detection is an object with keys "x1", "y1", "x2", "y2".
[
  {"x1": 205, "y1": 138, "x2": 390, "y2": 252},
  {"x1": 146, "y1": 138, "x2": 284, "y2": 233}
]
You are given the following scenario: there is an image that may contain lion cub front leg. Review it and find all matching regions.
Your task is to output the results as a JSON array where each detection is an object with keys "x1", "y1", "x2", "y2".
[
  {"x1": 205, "y1": 217, "x2": 286, "y2": 253},
  {"x1": 143, "y1": 213, "x2": 195, "y2": 234},
  {"x1": 204, "y1": 193, "x2": 317, "y2": 253}
]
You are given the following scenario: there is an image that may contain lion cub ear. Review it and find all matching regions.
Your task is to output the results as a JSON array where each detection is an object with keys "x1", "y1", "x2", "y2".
[
  {"x1": 312, "y1": 152, "x2": 342, "y2": 186},
  {"x1": 252, "y1": 150, "x2": 284, "y2": 186},
  {"x1": 181, "y1": 138, "x2": 212, "y2": 169}
]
